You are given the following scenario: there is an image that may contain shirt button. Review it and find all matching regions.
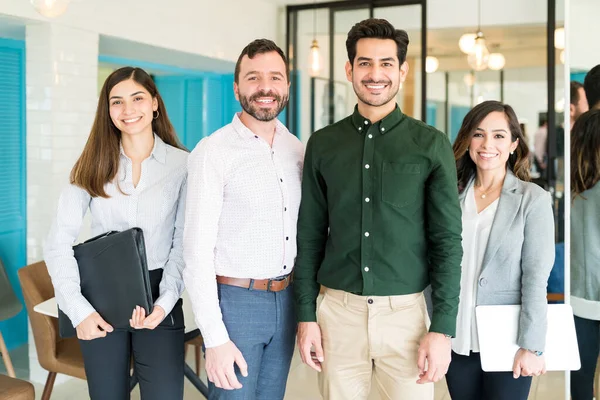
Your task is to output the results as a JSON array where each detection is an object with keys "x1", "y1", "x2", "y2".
[
  {"x1": 254, "y1": 135, "x2": 258, "y2": 138},
  {"x1": 286, "y1": 237, "x2": 289, "y2": 240},
  {"x1": 381, "y1": 127, "x2": 385, "y2": 132},
  {"x1": 365, "y1": 197, "x2": 370, "y2": 202},
  {"x1": 280, "y1": 178, "x2": 283, "y2": 182},
  {"x1": 364, "y1": 267, "x2": 370, "y2": 272},
  {"x1": 358, "y1": 127, "x2": 362, "y2": 131},
  {"x1": 479, "y1": 277, "x2": 488, "y2": 287},
  {"x1": 367, "y1": 298, "x2": 373, "y2": 304},
  {"x1": 364, "y1": 232, "x2": 369, "y2": 237},
  {"x1": 364, "y1": 120, "x2": 368, "y2": 125},
  {"x1": 368, "y1": 134, "x2": 373, "y2": 139},
  {"x1": 285, "y1": 207, "x2": 287, "y2": 211},
  {"x1": 284, "y1": 265, "x2": 287, "y2": 269},
  {"x1": 365, "y1": 164, "x2": 370, "y2": 169}
]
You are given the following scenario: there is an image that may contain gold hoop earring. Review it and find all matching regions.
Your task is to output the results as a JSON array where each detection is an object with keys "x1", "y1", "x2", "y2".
[{"x1": 153, "y1": 110, "x2": 159, "y2": 120}]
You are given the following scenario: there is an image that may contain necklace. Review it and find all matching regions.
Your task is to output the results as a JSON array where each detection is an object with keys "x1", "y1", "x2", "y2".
[{"x1": 476, "y1": 182, "x2": 501, "y2": 199}]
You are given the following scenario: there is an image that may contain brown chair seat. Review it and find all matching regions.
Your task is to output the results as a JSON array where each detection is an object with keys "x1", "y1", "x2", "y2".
[{"x1": 0, "y1": 374, "x2": 34, "y2": 400}]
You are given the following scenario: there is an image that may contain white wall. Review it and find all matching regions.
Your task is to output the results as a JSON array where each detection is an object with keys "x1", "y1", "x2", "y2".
[
  {"x1": 1, "y1": 0, "x2": 282, "y2": 62},
  {"x1": 569, "y1": 0, "x2": 600, "y2": 70}
]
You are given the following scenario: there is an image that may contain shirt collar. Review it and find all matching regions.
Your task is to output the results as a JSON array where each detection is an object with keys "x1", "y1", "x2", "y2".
[
  {"x1": 351, "y1": 104, "x2": 404, "y2": 135},
  {"x1": 119, "y1": 133, "x2": 166, "y2": 181},
  {"x1": 231, "y1": 112, "x2": 289, "y2": 140},
  {"x1": 119, "y1": 133, "x2": 167, "y2": 164}
]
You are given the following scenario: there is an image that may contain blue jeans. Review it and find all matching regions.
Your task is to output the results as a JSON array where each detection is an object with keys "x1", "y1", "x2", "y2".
[{"x1": 208, "y1": 283, "x2": 296, "y2": 400}]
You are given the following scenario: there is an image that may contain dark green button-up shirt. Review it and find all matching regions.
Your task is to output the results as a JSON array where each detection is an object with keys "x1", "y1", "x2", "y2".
[{"x1": 294, "y1": 105, "x2": 463, "y2": 336}]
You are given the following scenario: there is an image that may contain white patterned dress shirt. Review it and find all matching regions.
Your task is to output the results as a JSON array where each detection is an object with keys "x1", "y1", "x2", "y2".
[
  {"x1": 183, "y1": 113, "x2": 304, "y2": 348},
  {"x1": 44, "y1": 135, "x2": 188, "y2": 328}
]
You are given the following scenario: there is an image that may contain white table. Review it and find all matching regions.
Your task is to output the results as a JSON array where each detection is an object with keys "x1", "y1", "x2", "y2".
[{"x1": 33, "y1": 291, "x2": 208, "y2": 397}]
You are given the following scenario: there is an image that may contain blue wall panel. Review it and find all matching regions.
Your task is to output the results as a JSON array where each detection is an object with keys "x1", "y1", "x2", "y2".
[{"x1": 0, "y1": 38, "x2": 27, "y2": 351}]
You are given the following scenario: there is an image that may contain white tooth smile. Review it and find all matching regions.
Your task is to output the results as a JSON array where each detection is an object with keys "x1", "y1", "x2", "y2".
[
  {"x1": 366, "y1": 85, "x2": 386, "y2": 89},
  {"x1": 123, "y1": 117, "x2": 142, "y2": 123},
  {"x1": 479, "y1": 153, "x2": 498, "y2": 158},
  {"x1": 257, "y1": 99, "x2": 274, "y2": 103}
]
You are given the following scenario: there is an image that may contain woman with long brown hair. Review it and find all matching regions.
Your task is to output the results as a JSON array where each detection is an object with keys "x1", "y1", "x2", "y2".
[
  {"x1": 44, "y1": 67, "x2": 188, "y2": 400},
  {"x1": 570, "y1": 109, "x2": 600, "y2": 400},
  {"x1": 444, "y1": 101, "x2": 555, "y2": 400}
]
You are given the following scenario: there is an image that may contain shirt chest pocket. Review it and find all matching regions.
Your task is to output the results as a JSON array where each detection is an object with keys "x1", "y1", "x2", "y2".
[{"x1": 381, "y1": 162, "x2": 423, "y2": 208}]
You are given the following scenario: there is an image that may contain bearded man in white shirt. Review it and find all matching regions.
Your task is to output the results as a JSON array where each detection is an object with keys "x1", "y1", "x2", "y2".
[{"x1": 183, "y1": 39, "x2": 304, "y2": 400}]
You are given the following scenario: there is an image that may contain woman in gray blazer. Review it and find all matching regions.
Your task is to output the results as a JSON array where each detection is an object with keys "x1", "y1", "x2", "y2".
[
  {"x1": 570, "y1": 109, "x2": 600, "y2": 400},
  {"x1": 445, "y1": 101, "x2": 555, "y2": 400}
]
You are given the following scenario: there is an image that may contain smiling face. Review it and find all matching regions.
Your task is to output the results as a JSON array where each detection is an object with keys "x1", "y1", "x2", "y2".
[
  {"x1": 345, "y1": 38, "x2": 408, "y2": 109},
  {"x1": 468, "y1": 111, "x2": 519, "y2": 173},
  {"x1": 234, "y1": 51, "x2": 289, "y2": 122},
  {"x1": 108, "y1": 78, "x2": 158, "y2": 137}
]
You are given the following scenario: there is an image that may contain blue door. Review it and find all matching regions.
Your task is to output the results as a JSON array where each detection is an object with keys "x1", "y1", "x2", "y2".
[{"x1": 0, "y1": 38, "x2": 27, "y2": 350}]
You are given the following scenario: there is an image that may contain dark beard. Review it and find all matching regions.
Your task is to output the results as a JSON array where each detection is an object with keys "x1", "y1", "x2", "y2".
[{"x1": 239, "y1": 90, "x2": 289, "y2": 122}]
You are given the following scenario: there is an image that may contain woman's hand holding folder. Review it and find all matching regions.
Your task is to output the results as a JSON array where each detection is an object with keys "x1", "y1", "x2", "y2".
[{"x1": 76, "y1": 312, "x2": 114, "y2": 340}]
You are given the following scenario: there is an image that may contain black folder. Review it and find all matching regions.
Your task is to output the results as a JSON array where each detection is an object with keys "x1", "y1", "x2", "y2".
[{"x1": 58, "y1": 228, "x2": 153, "y2": 338}]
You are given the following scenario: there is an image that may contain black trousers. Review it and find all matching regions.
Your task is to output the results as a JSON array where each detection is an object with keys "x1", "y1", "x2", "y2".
[
  {"x1": 78, "y1": 269, "x2": 185, "y2": 400},
  {"x1": 571, "y1": 315, "x2": 600, "y2": 400},
  {"x1": 446, "y1": 351, "x2": 532, "y2": 400}
]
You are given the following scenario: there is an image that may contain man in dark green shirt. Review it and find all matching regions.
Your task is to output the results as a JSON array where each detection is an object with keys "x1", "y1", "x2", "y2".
[{"x1": 295, "y1": 18, "x2": 463, "y2": 399}]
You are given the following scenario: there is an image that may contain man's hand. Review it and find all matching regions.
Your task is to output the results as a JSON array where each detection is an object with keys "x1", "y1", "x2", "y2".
[
  {"x1": 513, "y1": 348, "x2": 546, "y2": 379},
  {"x1": 416, "y1": 332, "x2": 451, "y2": 384},
  {"x1": 205, "y1": 341, "x2": 248, "y2": 390},
  {"x1": 76, "y1": 312, "x2": 114, "y2": 340},
  {"x1": 129, "y1": 305, "x2": 165, "y2": 330},
  {"x1": 298, "y1": 322, "x2": 324, "y2": 372}
]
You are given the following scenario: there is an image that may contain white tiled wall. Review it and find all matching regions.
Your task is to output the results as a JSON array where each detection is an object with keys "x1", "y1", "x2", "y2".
[{"x1": 26, "y1": 22, "x2": 98, "y2": 384}]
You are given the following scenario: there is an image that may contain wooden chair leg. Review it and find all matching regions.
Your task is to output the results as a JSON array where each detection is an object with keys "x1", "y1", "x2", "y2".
[
  {"x1": 0, "y1": 330, "x2": 16, "y2": 378},
  {"x1": 41, "y1": 371, "x2": 57, "y2": 400},
  {"x1": 195, "y1": 345, "x2": 201, "y2": 376}
]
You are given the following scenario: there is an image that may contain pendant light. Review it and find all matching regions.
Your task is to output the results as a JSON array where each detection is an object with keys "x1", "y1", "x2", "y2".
[
  {"x1": 308, "y1": 1, "x2": 322, "y2": 77},
  {"x1": 30, "y1": 0, "x2": 70, "y2": 18},
  {"x1": 464, "y1": 0, "x2": 490, "y2": 71}
]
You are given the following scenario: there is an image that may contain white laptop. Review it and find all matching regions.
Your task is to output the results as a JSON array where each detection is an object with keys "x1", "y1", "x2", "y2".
[{"x1": 475, "y1": 304, "x2": 581, "y2": 372}]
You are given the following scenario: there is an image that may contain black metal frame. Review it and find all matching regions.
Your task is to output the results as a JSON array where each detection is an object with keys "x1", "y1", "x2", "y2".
[
  {"x1": 286, "y1": 0, "x2": 427, "y2": 128},
  {"x1": 546, "y1": 0, "x2": 557, "y2": 188}
]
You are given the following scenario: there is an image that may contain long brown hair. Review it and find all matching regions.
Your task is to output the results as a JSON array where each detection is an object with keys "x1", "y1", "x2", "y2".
[
  {"x1": 70, "y1": 67, "x2": 185, "y2": 198},
  {"x1": 572, "y1": 109, "x2": 600, "y2": 197},
  {"x1": 452, "y1": 100, "x2": 530, "y2": 193}
]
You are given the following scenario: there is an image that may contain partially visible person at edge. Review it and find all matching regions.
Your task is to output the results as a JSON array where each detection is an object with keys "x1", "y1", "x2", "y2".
[
  {"x1": 570, "y1": 109, "x2": 600, "y2": 400},
  {"x1": 44, "y1": 66, "x2": 188, "y2": 400},
  {"x1": 294, "y1": 18, "x2": 463, "y2": 400},
  {"x1": 445, "y1": 100, "x2": 555, "y2": 400}
]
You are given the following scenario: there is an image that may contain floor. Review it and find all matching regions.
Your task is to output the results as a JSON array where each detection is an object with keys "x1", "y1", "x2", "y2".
[{"x1": 1, "y1": 343, "x2": 567, "y2": 399}]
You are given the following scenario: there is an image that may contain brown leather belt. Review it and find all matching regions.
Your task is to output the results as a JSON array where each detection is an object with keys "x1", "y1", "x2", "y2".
[{"x1": 216, "y1": 274, "x2": 293, "y2": 292}]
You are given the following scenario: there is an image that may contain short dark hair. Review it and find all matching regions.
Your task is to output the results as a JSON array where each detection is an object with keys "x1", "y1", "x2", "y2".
[
  {"x1": 572, "y1": 109, "x2": 600, "y2": 196},
  {"x1": 571, "y1": 80, "x2": 584, "y2": 106},
  {"x1": 234, "y1": 39, "x2": 289, "y2": 84},
  {"x1": 584, "y1": 64, "x2": 600, "y2": 109},
  {"x1": 346, "y1": 18, "x2": 410, "y2": 66}
]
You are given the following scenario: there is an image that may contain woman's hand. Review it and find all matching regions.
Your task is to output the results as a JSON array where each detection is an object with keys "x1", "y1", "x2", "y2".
[
  {"x1": 76, "y1": 312, "x2": 114, "y2": 340},
  {"x1": 512, "y1": 348, "x2": 546, "y2": 378},
  {"x1": 129, "y1": 305, "x2": 165, "y2": 330}
]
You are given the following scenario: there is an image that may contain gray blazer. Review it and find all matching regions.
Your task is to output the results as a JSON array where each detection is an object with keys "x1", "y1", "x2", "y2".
[{"x1": 459, "y1": 171, "x2": 555, "y2": 352}]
